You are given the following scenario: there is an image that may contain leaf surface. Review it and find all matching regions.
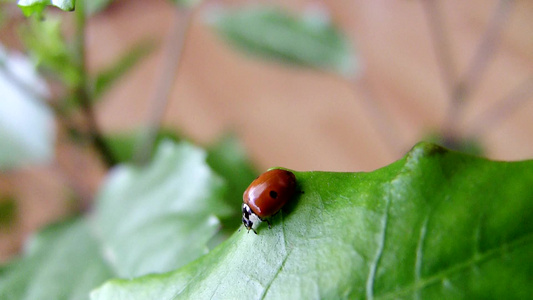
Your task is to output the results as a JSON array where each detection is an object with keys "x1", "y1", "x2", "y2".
[
  {"x1": 92, "y1": 143, "x2": 533, "y2": 299},
  {"x1": 0, "y1": 219, "x2": 113, "y2": 300}
]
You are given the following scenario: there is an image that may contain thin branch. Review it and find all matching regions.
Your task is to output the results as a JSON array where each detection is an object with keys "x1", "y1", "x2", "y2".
[
  {"x1": 352, "y1": 75, "x2": 404, "y2": 157},
  {"x1": 467, "y1": 75, "x2": 533, "y2": 137},
  {"x1": 421, "y1": 0, "x2": 457, "y2": 102},
  {"x1": 453, "y1": 0, "x2": 514, "y2": 103},
  {"x1": 75, "y1": 0, "x2": 117, "y2": 167},
  {"x1": 421, "y1": 0, "x2": 461, "y2": 138},
  {"x1": 133, "y1": 6, "x2": 194, "y2": 165}
]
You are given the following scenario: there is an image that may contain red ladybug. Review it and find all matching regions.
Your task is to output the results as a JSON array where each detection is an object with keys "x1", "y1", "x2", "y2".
[{"x1": 242, "y1": 169, "x2": 297, "y2": 234}]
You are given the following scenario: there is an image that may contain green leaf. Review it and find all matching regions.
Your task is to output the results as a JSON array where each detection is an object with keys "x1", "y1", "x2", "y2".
[
  {"x1": 92, "y1": 142, "x2": 533, "y2": 299},
  {"x1": 0, "y1": 44, "x2": 55, "y2": 170},
  {"x1": 84, "y1": 0, "x2": 112, "y2": 15},
  {"x1": 20, "y1": 16, "x2": 80, "y2": 89},
  {"x1": 206, "y1": 134, "x2": 258, "y2": 232},
  {"x1": 169, "y1": 0, "x2": 202, "y2": 9},
  {"x1": 104, "y1": 129, "x2": 180, "y2": 163},
  {"x1": 92, "y1": 40, "x2": 154, "y2": 99},
  {"x1": 0, "y1": 196, "x2": 17, "y2": 227},
  {"x1": 0, "y1": 140, "x2": 235, "y2": 299},
  {"x1": 18, "y1": 0, "x2": 75, "y2": 16},
  {"x1": 208, "y1": 6, "x2": 357, "y2": 77},
  {"x1": 92, "y1": 141, "x2": 231, "y2": 278},
  {"x1": 0, "y1": 196, "x2": 17, "y2": 229},
  {"x1": 0, "y1": 218, "x2": 114, "y2": 300}
]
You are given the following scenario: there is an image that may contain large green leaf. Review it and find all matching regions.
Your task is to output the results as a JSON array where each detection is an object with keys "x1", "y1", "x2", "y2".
[
  {"x1": 208, "y1": 6, "x2": 357, "y2": 77},
  {"x1": 92, "y1": 141, "x2": 231, "y2": 278},
  {"x1": 91, "y1": 142, "x2": 533, "y2": 299},
  {"x1": 0, "y1": 218, "x2": 113, "y2": 300}
]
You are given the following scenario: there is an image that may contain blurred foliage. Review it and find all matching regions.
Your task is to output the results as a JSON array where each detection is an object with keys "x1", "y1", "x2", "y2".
[
  {"x1": 0, "y1": 141, "x2": 236, "y2": 298},
  {"x1": 104, "y1": 130, "x2": 257, "y2": 232},
  {"x1": 0, "y1": 197, "x2": 16, "y2": 227},
  {"x1": 0, "y1": 45, "x2": 55, "y2": 170},
  {"x1": 93, "y1": 40, "x2": 154, "y2": 99},
  {"x1": 17, "y1": 0, "x2": 75, "y2": 17},
  {"x1": 104, "y1": 129, "x2": 181, "y2": 163},
  {"x1": 92, "y1": 141, "x2": 229, "y2": 277},
  {"x1": 20, "y1": 16, "x2": 80, "y2": 88},
  {"x1": 170, "y1": 0, "x2": 202, "y2": 9},
  {"x1": 208, "y1": 5, "x2": 357, "y2": 77},
  {"x1": 0, "y1": 219, "x2": 113, "y2": 299}
]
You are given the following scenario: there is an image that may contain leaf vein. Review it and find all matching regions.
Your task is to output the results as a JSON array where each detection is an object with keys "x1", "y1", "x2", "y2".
[
  {"x1": 365, "y1": 190, "x2": 392, "y2": 300},
  {"x1": 377, "y1": 232, "x2": 533, "y2": 299},
  {"x1": 414, "y1": 215, "x2": 429, "y2": 300}
]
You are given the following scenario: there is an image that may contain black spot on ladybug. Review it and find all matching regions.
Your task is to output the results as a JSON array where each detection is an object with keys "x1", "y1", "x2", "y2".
[{"x1": 269, "y1": 190, "x2": 278, "y2": 199}]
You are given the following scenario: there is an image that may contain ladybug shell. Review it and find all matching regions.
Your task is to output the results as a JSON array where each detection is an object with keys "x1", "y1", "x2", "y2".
[{"x1": 243, "y1": 169, "x2": 297, "y2": 219}]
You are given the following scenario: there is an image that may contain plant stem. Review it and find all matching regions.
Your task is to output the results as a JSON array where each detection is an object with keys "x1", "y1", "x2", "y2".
[
  {"x1": 467, "y1": 75, "x2": 533, "y2": 137},
  {"x1": 133, "y1": 5, "x2": 194, "y2": 165},
  {"x1": 421, "y1": 0, "x2": 459, "y2": 138},
  {"x1": 454, "y1": 0, "x2": 513, "y2": 103},
  {"x1": 352, "y1": 76, "x2": 404, "y2": 157},
  {"x1": 74, "y1": 0, "x2": 117, "y2": 167}
]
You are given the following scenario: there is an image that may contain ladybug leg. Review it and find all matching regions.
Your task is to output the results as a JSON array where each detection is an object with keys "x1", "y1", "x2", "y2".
[{"x1": 266, "y1": 219, "x2": 272, "y2": 229}]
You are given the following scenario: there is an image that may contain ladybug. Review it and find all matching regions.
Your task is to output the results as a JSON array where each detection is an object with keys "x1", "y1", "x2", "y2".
[{"x1": 242, "y1": 169, "x2": 297, "y2": 234}]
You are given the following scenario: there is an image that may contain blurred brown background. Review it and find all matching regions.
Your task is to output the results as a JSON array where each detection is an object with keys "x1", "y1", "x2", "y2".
[{"x1": 1, "y1": 0, "x2": 532, "y2": 261}]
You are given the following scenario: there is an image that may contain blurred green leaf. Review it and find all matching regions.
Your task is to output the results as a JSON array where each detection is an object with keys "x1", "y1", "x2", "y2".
[
  {"x1": 169, "y1": 0, "x2": 201, "y2": 9},
  {"x1": 104, "y1": 129, "x2": 180, "y2": 163},
  {"x1": 93, "y1": 40, "x2": 154, "y2": 99},
  {"x1": 0, "y1": 45, "x2": 55, "y2": 170},
  {"x1": 18, "y1": 0, "x2": 75, "y2": 16},
  {"x1": 92, "y1": 142, "x2": 533, "y2": 299},
  {"x1": 20, "y1": 16, "x2": 80, "y2": 89},
  {"x1": 0, "y1": 196, "x2": 16, "y2": 227},
  {"x1": 0, "y1": 218, "x2": 114, "y2": 299},
  {"x1": 206, "y1": 134, "x2": 258, "y2": 233},
  {"x1": 0, "y1": 140, "x2": 234, "y2": 299},
  {"x1": 208, "y1": 6, "x2": 357, "y2": 77},
  {"x1": 92, "y1": 141, "x2": 231, "y2": 278},
  {"x1": 84, "y1": 0, "x2": 112, "y2": 15}
]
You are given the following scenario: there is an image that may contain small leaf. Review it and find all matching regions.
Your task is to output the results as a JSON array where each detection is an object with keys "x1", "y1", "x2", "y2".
[
  {"x1": 84, "y1": 0, "x2": 113, "y2": 15},
  {"x1": 0, "y1": 45, "x2": 55, "y2": 170},
  {"x1": 104, "y1": 129, "x2": 180, "y2": 163},
  {"x1": 20, "y1": 16, "x2": 80, "y2": 89},
  {"x1": 18, "y1": 0, "x2": 75, "y2": 16},
  {"x1": 93, "y1": 40, "x2": 154, "y2": 99},
  {"x1": 169, "y1": 0, "x2": 202, "y2": 9},
  {"x1": 0, "y1": 218, "x2": 114, "y2": 299},
  {"x1": 92, "y1": 141, "x2": 230, "y2": 278},
  {"x1": 91, "y1": 142, "x2": 533, "y2": 299},
  {"x1": 207, "y1": 5, "x2": 357, "y2": 77},
  {"x1": 206, "y1": 134, "x2": 258, "y2": 231},
  {"x1": 0, "y1": 196, "x2": 17, "y2": 227}
]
